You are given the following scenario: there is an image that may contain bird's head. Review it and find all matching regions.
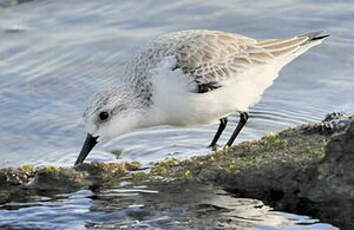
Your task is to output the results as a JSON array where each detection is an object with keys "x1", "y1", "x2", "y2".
[{"x1": 74, "y1": 85, "x2": 147, "y2": 165}]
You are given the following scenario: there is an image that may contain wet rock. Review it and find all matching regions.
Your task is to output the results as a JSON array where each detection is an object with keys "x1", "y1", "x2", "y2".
[
  {"x1": 135, "y1": 113, "x2": 354, "y2": 229},
  {"x1": 0, "y1": 162, "x2": 140, "y2": 203},
  {"x1": 301, "y1": 119, "x2": 354, "y2": 227},
  {"x1": 0, "y1": 164, "x2": 38, "y2": 204},
  {"x1": 306, "y1": 120, "x2": 354, "y2": 202},
  {"x1": 0, "y1": 164, "x2": 37, "y2": 185},
  {"x1": 302, "y1": 112, "x2": 353, "y2": 135}
]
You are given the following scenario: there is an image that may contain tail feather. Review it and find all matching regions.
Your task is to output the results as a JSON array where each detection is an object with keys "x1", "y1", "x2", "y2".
[
  {"x1": 300, "y1": 31, "x2": 330, "y2": 45},
  {"x1": 270, "y1": 31, "x2": 329, "y2": 66}
]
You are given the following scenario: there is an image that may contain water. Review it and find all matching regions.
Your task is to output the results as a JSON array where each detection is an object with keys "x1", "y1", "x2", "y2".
[
  {"x1": 0, "y1": 0, "x2": 352, "y2": 229},
  {"x1": 0, "y1": 184, "x2": 337, "y2": 229}
]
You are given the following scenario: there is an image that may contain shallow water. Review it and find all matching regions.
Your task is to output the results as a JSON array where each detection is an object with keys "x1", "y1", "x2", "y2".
[
  {"x1": 0, "y1": 183, "x2": 338, "y2": 230},
  {"x1": 0, "y1": 0, "x2": 352, "y2": 229}
]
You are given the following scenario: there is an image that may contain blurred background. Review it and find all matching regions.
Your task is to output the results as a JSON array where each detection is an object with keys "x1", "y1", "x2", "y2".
[{"x1": 0, "y1": 0, "x2": 351, "y2": 229}]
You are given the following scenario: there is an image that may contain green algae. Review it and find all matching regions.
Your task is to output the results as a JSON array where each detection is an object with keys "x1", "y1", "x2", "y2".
[
  {"x1": 131, "y1": 172, "x2": 151, "y2": 182},
  {"x1": 131, "y1": 125, "x2": 330, "y2": 183},
  {"x1": 43, "y1": 165, "x2": 58, "y2": 172},
  {"x1": 254, "y1": 132, "x2": 288, "y2": 153},
  {"x1": 20, "y1": 163, "x2": 35, "y2": 172},
  {"x1": 0, "y1": 162, "x2": 141, "y2": 197}
]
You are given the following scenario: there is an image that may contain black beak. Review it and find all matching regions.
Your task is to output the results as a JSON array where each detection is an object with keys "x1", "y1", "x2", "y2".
[{"x1": 74, "y1": 133, "x2": 98, "y2": 166}]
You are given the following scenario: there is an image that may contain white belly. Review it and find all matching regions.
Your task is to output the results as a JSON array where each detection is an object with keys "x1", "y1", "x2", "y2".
[{"x1": 149, "y1": 62, "x2": 281, "y2": 127}]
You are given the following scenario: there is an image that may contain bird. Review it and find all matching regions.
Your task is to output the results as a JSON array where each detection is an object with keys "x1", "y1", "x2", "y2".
[{"x1": 74, "y1": 29, "x2": 329, "y2": 166}]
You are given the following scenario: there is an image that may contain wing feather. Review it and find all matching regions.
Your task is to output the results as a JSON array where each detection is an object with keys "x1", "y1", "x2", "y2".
[
  {"x1": 172, "y1": 31, "x2": 325, "y2": 91},
  {"x1": 126, "y1": 30, "x2": 328, "y2": 94},
  {"x1": 173, "y1": 32, "x2": 273, "y2": 87}
]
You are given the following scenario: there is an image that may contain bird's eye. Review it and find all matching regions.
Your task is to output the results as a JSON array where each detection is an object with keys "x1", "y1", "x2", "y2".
[{"x1": 99, "y1": 111, "x2": 109, "y2": 121}]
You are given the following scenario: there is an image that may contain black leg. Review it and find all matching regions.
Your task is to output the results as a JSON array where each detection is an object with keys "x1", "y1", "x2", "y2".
[
  {"x1": 225, "y1": 112, "x2": 249, "y2": 147},
  {"x1": 208, "y1": 117, "x2": 228, "y2": 148}
]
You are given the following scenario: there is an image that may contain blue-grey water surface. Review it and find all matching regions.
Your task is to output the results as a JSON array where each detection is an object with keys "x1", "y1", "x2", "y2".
[{"x1": 0, "y1": 0, "x2": 352, "y2": 229}]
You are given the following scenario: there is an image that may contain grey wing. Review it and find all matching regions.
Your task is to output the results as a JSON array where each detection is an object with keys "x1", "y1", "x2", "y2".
[
  {"x1": 171, "y1": 32, "x2": 259, "y2": 93},
  {"x1": 126, "y1": 30, "x2": 328, "y2": 94},
  {"x1": 172, "y1": 31, "x2": 326, "y2": 93}
]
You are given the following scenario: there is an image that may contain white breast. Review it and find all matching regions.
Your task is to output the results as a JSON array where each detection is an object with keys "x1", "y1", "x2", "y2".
[{"x1": 146, "y1": 57, "x2": 280, "y2": 127}]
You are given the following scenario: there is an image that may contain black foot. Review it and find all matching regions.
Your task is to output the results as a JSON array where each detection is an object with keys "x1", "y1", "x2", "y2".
[{"x1": 208, "y1": 143, "x2": 222, "y2": 151}]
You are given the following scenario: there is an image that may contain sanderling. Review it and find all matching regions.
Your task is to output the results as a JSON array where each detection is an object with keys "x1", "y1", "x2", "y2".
[{"x1": 74, "y1": 29, "x2": 328, "y2": 165}]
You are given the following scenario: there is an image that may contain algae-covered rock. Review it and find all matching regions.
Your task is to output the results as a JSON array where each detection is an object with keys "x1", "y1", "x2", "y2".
[
  {"x1": 0, "y1": 164, "x2": 38, "y2": 204},
  {"x1": 0, "y1": 162, "x2": 140, "y2": 203},
  {"x1": 301, "y1": 119, "x2": 354, "y2": 228},
  {"x1": 0, "y1": 163, "x2": 37, "y2": 185},
  {"x1": 131, "y1": 113, "x2": 354, "y2": 229},
  {"x1": 138, "y1": 126, "x2": 328, "y2": 185},
  {"x1": 306, "y1": 120, "x2": 354, "y2": 202}
]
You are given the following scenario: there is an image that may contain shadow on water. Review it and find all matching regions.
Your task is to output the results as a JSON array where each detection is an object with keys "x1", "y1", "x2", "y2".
[{"x1": 0, "y1": 183, "x2": 337, "y2": 229}]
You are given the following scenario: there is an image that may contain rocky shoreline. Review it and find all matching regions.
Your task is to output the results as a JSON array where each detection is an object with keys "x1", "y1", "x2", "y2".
[{"x1": 0, "y1": 113, "x2": 353, "y2": 229}]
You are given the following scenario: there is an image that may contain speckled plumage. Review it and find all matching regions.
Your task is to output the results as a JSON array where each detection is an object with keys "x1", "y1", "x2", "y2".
[{"x1": 124, "y1": 30, "x2": 324, "y2": 94}]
